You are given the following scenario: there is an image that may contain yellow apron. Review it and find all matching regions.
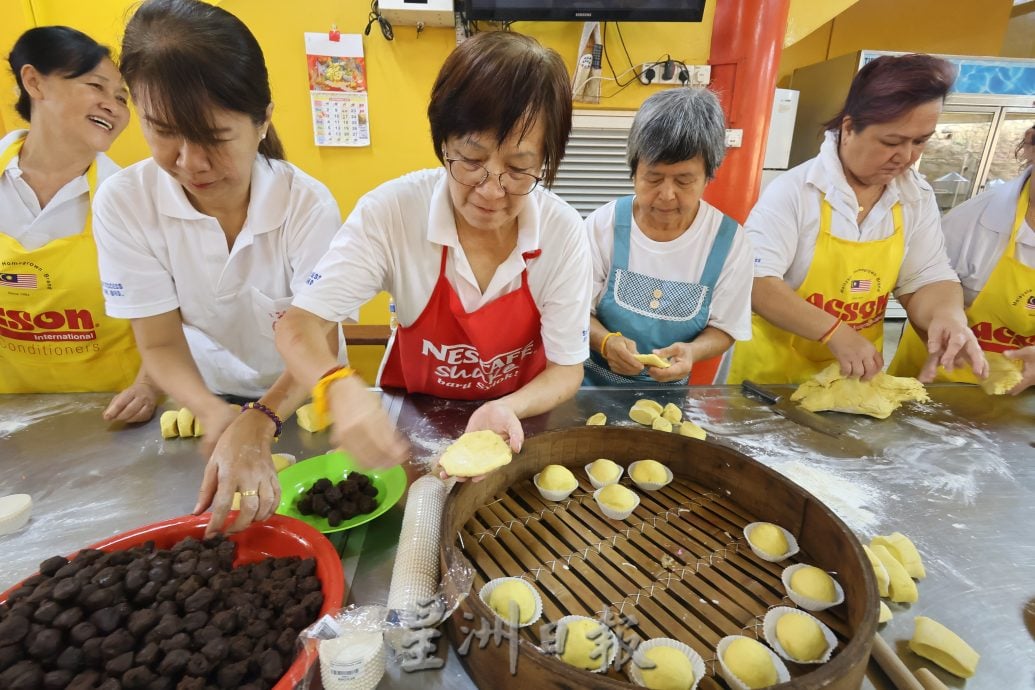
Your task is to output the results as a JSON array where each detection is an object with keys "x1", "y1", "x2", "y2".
[
  {"x1": 889, "y1": 180, "x2": 1035, "y2": 381},
  {"x1": 0, "y1": 136, "x2": 139, "y2": 393},
  {"x1": 728, "y1": 200, "x2": 905, "y2": 384}
]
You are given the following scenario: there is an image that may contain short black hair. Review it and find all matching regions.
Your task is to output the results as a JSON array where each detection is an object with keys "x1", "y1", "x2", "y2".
[{"x1": 8, "y1": 26, "x2": 111, "y2": 121}]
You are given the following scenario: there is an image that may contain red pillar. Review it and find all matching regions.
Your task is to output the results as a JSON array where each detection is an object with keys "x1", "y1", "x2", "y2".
[{"x1": 702, "y1": 0, "x2": 792, "y2": 224}]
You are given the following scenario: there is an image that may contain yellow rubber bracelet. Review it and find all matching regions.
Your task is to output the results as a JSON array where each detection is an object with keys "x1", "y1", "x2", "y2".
[
  {"x1": 600, "y1": 331, "x2": 622, "y2": 358},
  {"x1": 312, "y1": 366, "x2": 356, "y2": 428}
]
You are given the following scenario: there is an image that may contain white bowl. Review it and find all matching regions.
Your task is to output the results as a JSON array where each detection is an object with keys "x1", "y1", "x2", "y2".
[
  {"x1": 0, "y1": 494, "x2": 32, "y2": 535},
  {"x1": 781, "y1": 564, "x2": 846, "y2": 612},
  {"x1": 478, "y1": 577, "x2": 543, "y2": 628},
  {"x1": 742, "y1": 522, "x2": 800, "y2": 563},
  {"x1": 627, "y1": 460, "x2": 674, "y2": 491},
  {"x1": 715, "y1": 635, "x2": 790, "y2": 690},
  {"x1": 533, "y1": 472, "x2": 578, "y2": 502},
  {"x1": 762, "y1": 606, "x2": 837, "y2": 664},
  {"x1": 593, "y1": 486, "x2": 640, "y2": 520},
  {"x1": 584, "y1": 460, "x2": 624, "y2": 490}
]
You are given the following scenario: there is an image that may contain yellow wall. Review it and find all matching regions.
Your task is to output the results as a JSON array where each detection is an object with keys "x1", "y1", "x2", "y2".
[
  {"x1": 0, "y1": 0, "x2": 717, "y2": 379},
  {"x1": 1001, "y1": 3, "x2": 1035, "y2": 58},
  {"x1": 777, "y1": 0, "x2": 1015, "y2": 87}
]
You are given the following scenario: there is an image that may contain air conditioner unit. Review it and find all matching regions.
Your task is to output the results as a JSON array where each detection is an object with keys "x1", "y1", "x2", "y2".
[{"x1": 378, "y1": 0, "x2": 456, "y2": 27}]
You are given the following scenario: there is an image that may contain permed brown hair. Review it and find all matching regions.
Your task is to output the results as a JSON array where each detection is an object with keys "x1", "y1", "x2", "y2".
[
  {"x1": 428, "y1": 32, "x2": 572, "y2": 186},
  {"x1": 824, "y1": 54, "x2": 956, "y2": 136},
  {"x1": 120, "y1": 0, "x2": 284, "y2": 159}
]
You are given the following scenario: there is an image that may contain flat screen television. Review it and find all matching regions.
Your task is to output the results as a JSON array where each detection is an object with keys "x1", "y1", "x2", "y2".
[{"x1": 463, "y1": 0, "x2": 707, "y2": 22}]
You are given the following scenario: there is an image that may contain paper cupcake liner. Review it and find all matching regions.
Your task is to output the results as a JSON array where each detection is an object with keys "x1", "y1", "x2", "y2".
[
  {"x1": 781, "y1": 564, "x2": 846, "y2": 612},
  {"x1": 627, "y1": 637, "x2": 706, "y2": 690},
  {"x1": 627, "y1": 461, "x2": 674, "y2": 491},
  {"x1": 555, "y1": 615, "x2": 619, "y2": 673},
  {"x1": 319, "y1": 631, "x2": 386, "y2": 690},
  {"x1": 742, "y1": 522, "x2": 800, "y2": 563},
  {"x1": 533, "y1": 472, "x2": 578, "y2": 502},
  {"x1": 585, "y1": 461, "x2": 624, "y2": 489},
  {"x1": 593, "y1": 486, "x2": 640, "y2": 520},
  {"x1": 478, "y1": 577, "x2": 544, "y2": 628},
  {"x1": 762, "y1": 606, "x2": 837, "y2": 664},
  {"x1": 715, "y1": 635, "x2": 790, "y2": 690}
]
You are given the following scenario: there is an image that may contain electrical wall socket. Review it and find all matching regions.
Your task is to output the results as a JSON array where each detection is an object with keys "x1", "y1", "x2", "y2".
[
  {"x1": 725, "y1": 129, "x2": 743, "y2": 147},
  {"x1": 639, "y1": 61, "x2": 686, "y2": 85}
]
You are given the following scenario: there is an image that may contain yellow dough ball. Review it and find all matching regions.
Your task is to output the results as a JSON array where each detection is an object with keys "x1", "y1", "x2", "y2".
[
  {"x1": 597, "y1": 484, "x2": 638, "y2": 511},
  {"x1": 775, "y1": 613, "x2": 828, "y2": 662},
  {"x1": 587, "y1": 458, "x2": 622, "y2": 484},
  {"x1": 639, "y1": 646, "x2": 695, "y2": 690},
  {"x1": 487, "y1": 580, "x2": 537, "y2": 625},
  {"x1": 586, "y1": 412, "x2": 607, "y2": 426},
  {"x1": 631, "y1": 460, "x2": 668, "y2": 485},
  {"x1": 633, "y1": 399, "x2": 664, "y2": 415},
  {"x1": 560, "y1": 619, "x2": 609, "y2": 671},
  {"x1": 790, "y1": 566, "x2": 838, "y2": 603},
  {"x1": 539, "y1": 465, "x2": 577, "y2": 492},
  {"x1": 723, "y1": 638, "x2": 777, "y2": 689},
  {"x1": 749, "y1": 523, "x2": 789, "y2": 558}
]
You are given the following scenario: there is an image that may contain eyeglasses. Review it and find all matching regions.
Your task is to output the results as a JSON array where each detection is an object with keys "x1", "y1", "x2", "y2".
[{"x1": 443, "y1": 155, "x2": 542, "y2": 196}]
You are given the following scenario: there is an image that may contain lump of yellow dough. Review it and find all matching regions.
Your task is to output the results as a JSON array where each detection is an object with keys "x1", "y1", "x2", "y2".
[
  {"x1": 909, "y1": 616, "x2": 979, "y2": 678},
  {"x1": 980, "y1": 352, "x2": 1023, "y2": 395},
  {"x1": 587, "y1": 458, "x2": 622, "y2": 484},
  {"x1": 790, "y1": 363, "x2": 930, "y2": 419},
  {"x1": 159, "y1": 410, "x2": 179, "y2": 439},
  {"x1": 487, "y1": 580, "x2": 537, "y2": 625},
  {"x1": 438, "y1": 430, "x2": 512, "y2": 477},
  {"x1": 677, "y1": 420, "x2": 706, "y2": 440},
  {"x1": 629, "y1": 399, "x2": 662, "y2": 425},
  {"x1": 870, "y1": 544, "x2": 918, "y2": 603},
  {"x1": 631, "y1": 460, "x2": 668, "y2": 485},
  {"x1": 651, "y1": 416, "x2": 673, "y2": 432},
  {"x1": 862, "y1": 544, "x2": 890, "y2": 597},
  {"x1": 776, "y1": 613, "x2": 828, "y2": 662},
  {"x1": 586, "y1": 412, "x2": 607, "y2": 426},
  {"x1": 723, "y1": 638, "x2": 777, "y2": 688},
  {"x1": 597, "y1": 484, "x2": 638, "y2": 511},
  {"x1": 539, "y1": 464, "x2": 577, "y2": 492},
  {"x1": 789, "y1": 566, "x2": 837, "y2": 603},
  {"x1": 296, "y1": 402, "x2": 330, "y2": 432},
  {"x1": 559, "y1": 618, "x2": 609, "y2": 671},
  {"x1": 871, "y1": 532, "x2": 925, "y2": 579},
  {"x1": 634, "y1": 399, "x2": 664, "y2": 415},
  {"x1": 878, "y1": 601, "x2": 893, "y2": 623},
  {"x1": 661, "y1": 403, "x2": 682, "y2": 424},
  {"x1": 639, "y1": 645, "x2": 695, "y2": 690},
  {"x1": 635, "y1": 353, "x2": 671, "y2": 369},
  {"x1": 176, "y1": 407, "x2": 195, "y2": 437},
  {"x1": 748, "y1": 523, "x2": 789, "y2": 558},
  {"x1": 272, "y1": 453, "x2": 296, "y2": 472}
]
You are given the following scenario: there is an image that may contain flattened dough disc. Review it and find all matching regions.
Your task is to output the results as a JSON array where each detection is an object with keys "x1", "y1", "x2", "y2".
[
  {"x1": 439, "y1": 430, "x2": 513, "y2": 477},
  {"x1": 635, "y1": 353, "x2": 671, "y2": 368}
]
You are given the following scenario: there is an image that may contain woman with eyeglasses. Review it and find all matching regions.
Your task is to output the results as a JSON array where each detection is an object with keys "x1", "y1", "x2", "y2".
[
  {"x1": 888, "y1": 123, "x2": 1035, "y2": 394},
  {"x1": 277, "y1": 31, "x2": 591, "y2": 468},
  {"x1": 583, "y1": 87, "x2": 753, "y2": 386}
]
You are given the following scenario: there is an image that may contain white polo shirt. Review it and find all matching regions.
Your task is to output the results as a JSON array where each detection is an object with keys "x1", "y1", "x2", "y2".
[
  {"x1": 1, "y1": 129, "x2": 121, "y2": 250},
  {"x1": 94, "y1": 156, "x2": 342, "y2": 398},
  {"x1": 293, "y1": 168, "x2": 592, "y2": 366},
  {"x1": 747, "y1": 130, "x2": 959, "y2": 296},
  {"x1": 585, "y1": 198, "x2": 753, "y2": 341},
  {"x1": 942, "y1": 167, "x2": 1035, "y2": 306}
]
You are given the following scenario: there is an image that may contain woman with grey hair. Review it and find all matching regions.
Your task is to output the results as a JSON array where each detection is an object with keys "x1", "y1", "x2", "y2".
[{"x1": 584, "y1": 87, "x2": 753, "y2": 385}]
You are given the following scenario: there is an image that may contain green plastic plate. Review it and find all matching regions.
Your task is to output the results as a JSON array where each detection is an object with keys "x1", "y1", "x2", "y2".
[{"x1": 276, "y1": 451, "x2": 406, "y2": 533}]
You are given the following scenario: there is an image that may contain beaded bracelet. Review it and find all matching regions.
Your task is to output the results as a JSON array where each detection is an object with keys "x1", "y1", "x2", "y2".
[
  {"x1": 312, "y1": 365, "x2": 356, "y2": 427},
  {"x1": 241, "y1": 401, "x2": 283, "y2": 441},
  {"x1": 600, "y1": 331, "x2": 622, "y2": 358}
]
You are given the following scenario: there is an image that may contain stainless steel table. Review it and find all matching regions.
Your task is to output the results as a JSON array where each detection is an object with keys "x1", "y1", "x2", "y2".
[{"x1": 2, "y1": 387, "x2": 1033, "y2": 689}]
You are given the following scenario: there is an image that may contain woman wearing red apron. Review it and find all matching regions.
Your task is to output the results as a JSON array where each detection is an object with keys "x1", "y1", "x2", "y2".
[{"x1": 277, "y1": 32, "x2": 592, "y2": 471}]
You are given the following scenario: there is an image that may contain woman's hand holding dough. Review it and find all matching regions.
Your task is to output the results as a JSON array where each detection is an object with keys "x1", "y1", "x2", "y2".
[
  {"x1": 1001, "y1": 346, "x2": 1034, "y2": 395},
  {"x1": 603, "y1": 335, "x2": 644, "y2": 376},
  {"x1": 649, "y1": 342, "x2": 693, "y2": 382},
  {"x1": 919, "y1": 315, "x2": 988, "y2": 382},
  {"x1": 195, "y1": 410, "x2": 280, "y2": 537},
  {"x1": 825, "y1": 323, "x2": 883, "y2": 381},
  {"x1": 466, "y1": 399, "x2": 524, "y2": 453},
  {"x1": 328, "y1": 374, "x2": 410, "y2": 469},
  {"x1": 103, "y1": 381, "x2": 159, "y2": 423}
]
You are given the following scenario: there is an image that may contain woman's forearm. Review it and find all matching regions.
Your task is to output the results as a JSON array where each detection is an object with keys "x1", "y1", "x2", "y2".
[
  {"x1": 275, "y1": 306, "x2": 343, "y2": 389},
  {"x1": 688, "y1": 326, "x2": 735, "y2": 363},
  {"x1": 752, "y1": 276, "x2": 838, "y2": 341},
  {"x1": 497, "y1": 362, "x2": 583, "y2": 419}
]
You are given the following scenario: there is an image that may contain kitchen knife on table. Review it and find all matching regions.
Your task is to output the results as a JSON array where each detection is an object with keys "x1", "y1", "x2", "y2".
[{"x1": 741, "y1": 379, "x2": 844, "y2": 438}]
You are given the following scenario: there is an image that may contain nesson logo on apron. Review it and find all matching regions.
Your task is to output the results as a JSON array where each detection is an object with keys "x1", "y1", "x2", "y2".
[{"x1": 422, "y1": 339, "x2": 537, "y2": 391}]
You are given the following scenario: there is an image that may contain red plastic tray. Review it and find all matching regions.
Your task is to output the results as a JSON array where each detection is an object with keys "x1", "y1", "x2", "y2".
[{"x1": 0, "y1": 513, "x2": 345, "y2": 690}]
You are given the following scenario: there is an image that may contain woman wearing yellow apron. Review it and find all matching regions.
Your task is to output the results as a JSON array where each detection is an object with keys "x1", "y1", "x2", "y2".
[
  {"x1": 1, "y1": 26, "x2": 156, "y2": 421},
  {"x1": 890, "y1": 158, "x2": 1034, "y2": 394},
  {"x1": 729, "y1": 54, "x2": 987, "y2": 385}
]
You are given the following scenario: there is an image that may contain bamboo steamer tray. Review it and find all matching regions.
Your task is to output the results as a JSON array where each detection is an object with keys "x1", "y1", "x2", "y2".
[{"x1": 440, "y1": 427, "x2": 877, "y2": 689}]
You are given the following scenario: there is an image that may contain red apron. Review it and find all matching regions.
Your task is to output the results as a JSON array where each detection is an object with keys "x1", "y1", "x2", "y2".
[{"x1": 378, "y1": 246, "x2": 547, "y2": 399}]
